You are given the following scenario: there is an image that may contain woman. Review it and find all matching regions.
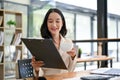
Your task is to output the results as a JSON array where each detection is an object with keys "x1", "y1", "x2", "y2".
[{"x1": 31, "y1": 8, "x2": 77, "y2": 78}]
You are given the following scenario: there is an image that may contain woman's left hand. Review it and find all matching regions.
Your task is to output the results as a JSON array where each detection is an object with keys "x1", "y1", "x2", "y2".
[{"x1": 67, "y1": 48, "x2": 76, "y2": 60}]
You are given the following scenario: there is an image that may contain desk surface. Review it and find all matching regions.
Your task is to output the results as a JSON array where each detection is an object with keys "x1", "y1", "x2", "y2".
[
  {"x1": 45, "y1": 70, "x2": 91, "y2": 80},
  {"x1": 76, "y1": 56, "x2": 114, "y2": 70},
  {"x1": 45, "y1": 56, "x2": 114, "y2": 80},
  {"x1": 77, "y1": 56, "x2": 114, "y2": 62}
]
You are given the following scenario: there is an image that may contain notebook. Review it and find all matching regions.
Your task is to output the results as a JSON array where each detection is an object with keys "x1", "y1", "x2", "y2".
[
  {"x1": 21, "y1": 38, "x2": 67, "y2": 69},
  {"x1": 90, "y1": 68, "x2": 120, "y2": 76}
]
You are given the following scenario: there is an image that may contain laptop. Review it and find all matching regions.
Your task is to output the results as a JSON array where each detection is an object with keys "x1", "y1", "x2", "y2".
[
  {"x1": 21, "y1": 38, "x2": 67, "y2": 69},
  {"x1": 90, "y1": 68, "x2": 120, "y2": 76}
]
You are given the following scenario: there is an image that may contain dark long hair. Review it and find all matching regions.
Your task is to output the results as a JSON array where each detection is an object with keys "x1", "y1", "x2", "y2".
[{"x1": 40, "y1": 8, "x2": 67, "y2": 39}]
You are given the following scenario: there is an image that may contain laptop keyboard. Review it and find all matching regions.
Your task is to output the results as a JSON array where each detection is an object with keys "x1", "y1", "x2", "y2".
[{"x1": 104, "y1": 69, "x2": 120, "y2": 76}]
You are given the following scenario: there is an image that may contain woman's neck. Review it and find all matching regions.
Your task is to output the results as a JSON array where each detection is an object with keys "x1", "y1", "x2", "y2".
[
  {"x1": 52, "y1": 34, "x2": 61, "y2": 49},
  {"x1": 53, "y1": 34, "x2": 60, "y2": 42}
]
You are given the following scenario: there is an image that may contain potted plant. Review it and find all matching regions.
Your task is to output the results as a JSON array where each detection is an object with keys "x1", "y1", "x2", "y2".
[
  {"x1": 78, "y1": 48, "x2": 82, "y2": 58},
  {"x1": 7, "y1": 20, "x2": 16, "y2": 28}
]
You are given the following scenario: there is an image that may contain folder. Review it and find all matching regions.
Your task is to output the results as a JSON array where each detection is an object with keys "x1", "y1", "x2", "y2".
[{"x1": 21, "y1": 38, "x2": 67, "y2": 69}]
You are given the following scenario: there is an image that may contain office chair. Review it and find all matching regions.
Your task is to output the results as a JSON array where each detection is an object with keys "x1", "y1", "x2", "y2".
[
  {"x1": 16, "y1": 59, "x2": 47, "y2": 80},
  {"x1": 16, "y1": 59, "x2": 34, "y2": 79}
]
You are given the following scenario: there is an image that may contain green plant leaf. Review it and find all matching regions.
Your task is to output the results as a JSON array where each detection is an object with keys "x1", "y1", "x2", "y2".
[
  {"x1": 78, "y1": 48, "x2": 82, "y2": 54},
  {"x1": 7, "y1": 20, "x2": 16, "y2": 26}
]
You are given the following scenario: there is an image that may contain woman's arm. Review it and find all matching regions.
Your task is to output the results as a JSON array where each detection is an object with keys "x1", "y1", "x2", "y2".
[
  {"x1": 67, "y1": 47, "x2": 77, "y2": 72},
  {"x1": 31, "y1": 56, "x2": 44, "y2": 78},
  {"x1": 67, "y1": 48, "x2": 76, "y2": 60}
]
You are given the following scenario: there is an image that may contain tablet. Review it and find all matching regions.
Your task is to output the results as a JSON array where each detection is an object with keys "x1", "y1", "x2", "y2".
[{"x1": 21, "y1": 38, "x2": 67, "y2": 69}]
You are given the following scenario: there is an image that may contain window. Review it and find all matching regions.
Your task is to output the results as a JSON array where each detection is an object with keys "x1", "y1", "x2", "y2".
[
  {"x1": 108, "y1": 0, "x2": 120, "y2": 61},
  {"x1": 63, "y1": 12, "x2": 74, "y2": 39}
]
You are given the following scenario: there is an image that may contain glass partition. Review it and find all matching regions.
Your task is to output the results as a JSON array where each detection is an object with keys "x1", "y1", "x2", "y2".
[{"x1": 108, "y1": 0, "x2": 120, "y2": 61}]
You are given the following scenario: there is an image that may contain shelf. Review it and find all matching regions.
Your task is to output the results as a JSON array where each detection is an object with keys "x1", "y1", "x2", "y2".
[
  {"x1": 0, "y1": 9, "x2": 23, "y2": 80},
  {"x1": 0, "y1": 63, "x2": 3, "y2": 65}
]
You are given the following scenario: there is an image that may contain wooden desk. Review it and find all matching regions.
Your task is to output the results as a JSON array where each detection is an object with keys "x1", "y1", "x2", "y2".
[
  {"x1": 25, "y1": 70, "x2": 91, "y2": 80},
  {"x1": 77, "y1": 56, "x2": 114, "y2": 70},
  {"x1": 45, "y1": 70, "x2": 91, "y2": 80},
  {"x1": 25, "y1": 71, "x2": 90, "y2": 80}
]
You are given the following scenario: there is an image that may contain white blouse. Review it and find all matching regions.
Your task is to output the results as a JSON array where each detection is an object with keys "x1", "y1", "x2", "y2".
[{"x1": 36, "y1": 36, "x2": 77, "y2": 76}]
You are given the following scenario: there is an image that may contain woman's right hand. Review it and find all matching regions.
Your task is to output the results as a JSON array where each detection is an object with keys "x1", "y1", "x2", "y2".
[{"x1": 31, "y1": 56, "x2": 44, "y2": 72}]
